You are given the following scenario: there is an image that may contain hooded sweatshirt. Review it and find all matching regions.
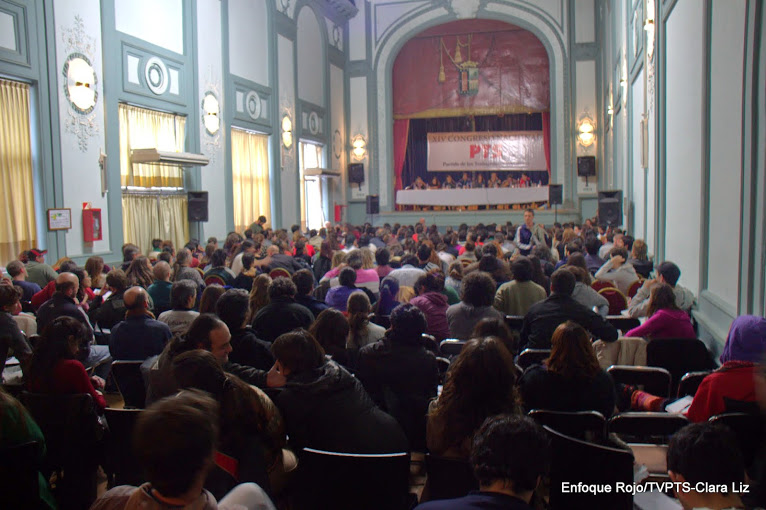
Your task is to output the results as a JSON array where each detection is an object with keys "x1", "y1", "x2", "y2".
[{"x1": 410, "y1": 291, "x2": 450, "y2": 340}]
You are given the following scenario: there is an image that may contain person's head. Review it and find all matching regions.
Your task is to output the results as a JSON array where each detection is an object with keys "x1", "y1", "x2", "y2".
[
  {"x1": 106, "y1": 269, "x2": 128, "y2": 293},
  {"x1": 510, "y1": 256, "x2": 533, "y2": 283},
  {"x1": 170, "y1": 280, "x2": 198, "y2": 310},
  {"x1": 0, "y1": 285, "x2": 22, "y2": 314},
  {"x1": 292, "y1": 269, "x2": 315, "y2": 296},
  {"x1": 566, "y1": 253, "x2": 589, "y2": 274},
  {"x1": 414, "y1": 272, "x2": 444, "y2": 295},
  {"x1": 29, "y1": 316, "x2": 88, "y2": 385},
  {"x1": 667, "y1": 422, "x2": 745, "y2": 510},
  {"x1": 547, "y1": 321, "x2": 600, "y2": 379},
  {"x1": 564, "y1": 265, "x2": 590, "y2": 284},
  {"x1": 609, "y1": 246, "x2": 629, "y2": 260},
  {"x1": 199, "y1": 284, "x2": 225, "y2": 314},
  {"x1": 215, "y1": 289, "x2": 250, "y2": 332},
  {"x1": 646, "y1": 282, "x2": 680, "y2": 318},
  {"x1": 523, "y1": 209, "x2": 535, "y2": 227},
  {"x1": 470, "y1": 318, "x2": 518, "y2": 356},
  {"x1": 375, "y1": 247, "x2": 391, "y2": 267},
  {"x1": 309, "y1": 308, "x2": 350, "y2": 354},
  {"x1": 268, "y1": 276, "x2": 297, "y2": 300},
  {"x1": 122, "y1": 245, "x2": 139, "y2": 263},
  {"x1": 471, "y1": 415, "x2": 550, "y2": 500},
  {"x1": 613, "y1": 233, "x2": 625, "y2": 249},
  {"x1": 27, "y1": 248, "x2": 47, "y2": 263},
  {"x1": 271, "y1": 329, "x2": 325, "y2": 377},
  {"x1": 460, "y1": 271, "x2": 496, "y2": 308},
  {"x1": 153, "y1": 261, "x2": 171, "y2": 282},
  {"x1": 55, "y1": 272, "x2": 79, "y2": 299},
  {"x1": 550, "y1": 268, "x2": 576, "y2": 296},
  {"x1": 134, "y1": 391, "x2": 219, "y2": 499},
  {"x1": 185, "y1": 314, "x2": 232, "y2": 364},
  {"x1": 6, "y1": 260, "x2": 25, "y2": 280},
  {"x1": 448, "y1": 261, "x2": 464, "y2": 281},
  {"x1": 417, "y1": 244, "x2": 432, "y2": 263},
  {"x1": 257, "y1": 215, "x2": 267, "y2": 226},
  {"x1": 126, "y1": 256, "x2": 154, "y2": 287},
  {"x1": 123, "y1": 286, "x2": 150, "y2": 314},
  {"x1": 346, "y1": 251, "x2": 364, "y2": 271},
  {"x1": 320, "y1": 240, "x2": 334, "y2": 260},
  {"x1": 631, "y1": 239, "x2": 648, "y2": 261},
  {"x1": 657, "y1": 261, "x2": 682, "y2": 287},
  {"x1": 247, "y1": 274, "x2": 272, "y2": 321},
  {"x1": 172, "y1": 350, "x2": 228, "y2": 400},
  {"x1": 338, "y1": 267, "x2": 357, "y2": 288},
  {"x1": 719, "y1": 315, "x2": 766, "y2": 364},
  {"x1": 585, "y1": 236, "x2": 602, "y2": 256},
  {"x1": 210, "y1": 249, "x2": 227, "y2": 268}
]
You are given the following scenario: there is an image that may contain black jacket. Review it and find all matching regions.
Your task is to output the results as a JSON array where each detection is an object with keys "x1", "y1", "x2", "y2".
[
  {"x1": 519, "y1": 364, "x2": 617, "y2": 419},
  {"x1": 520, "y1": 294, "x2": 618, "y2": 350},
  {"x1": 229, "y1": 327, "x2": 274, "y2": 371},
  {"x1": 274, "y1": 361, "x2": 408, "y2": 453},
  {"x1": 313, "y1": 256, "x2": 332, "y2": 282},
  {"x1": 294, "y1": 294, "x2": 330, "y2": 318},
  {"x1": 252, "y1": 297, "x2": 314, "y2": 343},
  {"x1": 87, "y1": 291, "x2": 127, "y2": 330}
]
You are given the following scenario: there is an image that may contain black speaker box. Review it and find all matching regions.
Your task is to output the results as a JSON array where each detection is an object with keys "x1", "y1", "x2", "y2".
[
  {"x1": 549, "y1": 184, "x2": 563, "y2": 205},
  {"x1": 598, "y1": 190, "x2": 623, "y2": 227},
  {"x1": 366, "y1": 195, "x2": 379, "y2": 215},
  {"x1": 577, "y1": 156, "x2": 597, "y2": 177},
  {"x1": 349, "y1": 163, "x2": 365, "y2": 184},
  {"x1": 188, "y1": 191, "x2": 209, "y2": 222}
]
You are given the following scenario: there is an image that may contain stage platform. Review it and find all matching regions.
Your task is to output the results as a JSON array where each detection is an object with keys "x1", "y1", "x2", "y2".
[{"x1": 364, "y1": 208, "x2": 582, "y2": 229}]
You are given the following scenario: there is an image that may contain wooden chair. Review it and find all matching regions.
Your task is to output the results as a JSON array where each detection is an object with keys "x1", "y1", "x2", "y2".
[
  {"x1": 439, "y1": 339, "x2": 467, "y2": 357},
  {"x1": 607, "y1": 365, "x2": 673, "y2": 398},
  {"x1": 528, "y1": 409, "x2": 606, "y2": 442},
  {"x1": 591, "y1": 280, "x2": 617, "y2": 292},
  {"x1": 608, "y1": 412, "x2": 689, "y2": 443},
  {"x1": 517, "y1": 348, "x2": 551, "y2": 370},
  {"x1": 598, "y1": 287, "x2": 629, "y2": 315},
  {"x1": 111, "y1": 360, "x2": 147, "y2": 409},
  {"x1": 677, "y1": 370, "x2": 712, "y2": 398},
  {"x1": 423, "y1": 454, "x2": 478, "y2": 502}
]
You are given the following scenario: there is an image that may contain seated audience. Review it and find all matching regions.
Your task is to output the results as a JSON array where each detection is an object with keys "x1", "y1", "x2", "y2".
[
  {"x1": 173, "y1": 248, "x2": 205, "y2": 287},
  {"x1": 230, "y1": 239, "x2": 257, "y2": 277},
  {"x1": 564, "y1": 253, "x2": 592, "y2": 285},
  {"x1": 493, "y1": 256, "x2": 547, "y2": 317},
  {"x1": 216, "y1": 289, "x2": 274, "y2": 371},
  {"x1": 519, "y1": 321, "x2": 617, "y2": 419},
  {"x1": 85, "y1": 255, "x2": 106, "y2": 290},
  {"x1": 158, "y1": 280, "x2": 200, "y2": 335},
  {"x1": 566, "y1": 266, "x2": 609, "y2": 317},
  {"x1": 147, "y1": 261, "x2": 173, "y2": 314},
  {"x1": 90, "y1": 391, "x2": 276, "y2": 510},
  {"x1": 416, "y1": 415, "x2": 550, "y2": 510},
  {"x1": 0, "y1": 285, "x2": 32, "y2": 377},
  {"x1": 444, "y1": 261, "x2": 463, "y2": 295},
  {"x1": 464, "y1": 245, "x2": 512, "y2": 285},
  {"x1": 624, "y1": 283, "x2": 695, "y2": 339},
  {"x1": 232, "y1": 252, "x2": 257, "y2": 291},
  {"x1": 200, "y1": 284, "x2": 226, "y2": 314},
  {"x1": 87, "y1": 269, "x2": 129, "y2": 330},
  {"x1": 387, "y1": 254, "x2": 426, "y2": 288},
  {"x1": 252, "y1": 277, "x2": 313, "y2": 342},
  {"x1": 325, "y1": 268, "x2": 364, "y2": 312},
  {"x1": 109, "y1": 287, "x2": 171, "y2": 361},
  {"x1": 628, "y1": 261, "x2": 695, "y2": 318},
  {"x1": 308, "y1": 309, "x2": 354, "y2": 371},
  {"x1": 628, "y1": 239, "x2": 653, "y2": 279},
  {"x1": 410, "y1": 272, "x2": 450, "y2": 340},
  {"x1": 427, "y1": 336, "x2": 520, "y2": 459},
  {"x1": 247, "y1": 274, "x2": 272, "y2": 323},
  {"x1": 446, "y1": 272, "x2": 503, "y2": 340},
  {"x1": 347, "y1": 292, "x2": 385, "y2": 349},
  {"x1": 594, "y1": 247, "x2": 639, "y2": 295},
  {"x1": 313, "y1": 240, "x2": 334, "y2": 283},
  {"x1": 270, "y1": 329, "x2": 408, "y2": 453},
  {"x1": 321, "y1": 250, "x2": 381, "y2": 295},
  {"x1": 667, "y1": 422, "x2": 747, "y2": 510},
  {"x1": 31, "y1": 260, "x2": 77, "y2": 310},
  {"x1": 6, "y1": 260, "x2": 40, "y2": 304},
  {"x1": 584, "y1": 236, "x2": 606, "y2": 275},
  {"x1": 266, "y1": 244, "x2": 303, "y2": 275},
  {"x1": 520, "y1": 269, "x2": 617, "y2": 350},
  {"x1": 24, "y1": 248, "x2": 57, "y2": 288},
  {"x1": 126, "y1": 256, "x2": 154, "y2": 289},
  {"x1": 375, "y1": 247, "x2": 393, "y2": 279},
  {"x1": 292, "y1": 269, "x2": 329, "y2": 318},
  {"x1": 527, "y1": 255, "x2": 550, "y2": 295},
  {"x1": 204, "y1": 249, "x2": 236, "y2": 286},
  {"x1": 375, "y1": 276, "x2": 401, "y2": 316},
  {"x1": 471, "y1": 318, "x2": 519, "y2": 358},
  {"x1": 686, "y1": 315, "x2": 765, "y2": 422}
]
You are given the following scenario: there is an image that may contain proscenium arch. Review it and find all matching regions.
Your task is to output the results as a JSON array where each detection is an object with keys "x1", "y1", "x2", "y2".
[{"x1": 372, "y1": 5, "x2": 569, "y2": 211}]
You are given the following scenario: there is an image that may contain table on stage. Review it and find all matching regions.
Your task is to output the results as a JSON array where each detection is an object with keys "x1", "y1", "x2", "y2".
[{"x1": 396, "y1": 186, "x2": 550, "y2": 207}]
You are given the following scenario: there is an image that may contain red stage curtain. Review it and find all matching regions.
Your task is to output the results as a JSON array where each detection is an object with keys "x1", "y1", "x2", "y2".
[
  {"x1": 393, "y1": 118, "x2": 410, "y2": 197},
  {"x1": 542, "y1": 111, "x2": 551, "y2": 176}
]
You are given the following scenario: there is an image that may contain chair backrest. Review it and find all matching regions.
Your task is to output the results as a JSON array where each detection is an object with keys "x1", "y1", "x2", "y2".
[
  {"x1": 677, "y1": 370, "x2": 712, "y2": 398},
  {"x1": 504, "y1": 315, "x2": 524, "y2": 332},
  {"x1": 204, "y1": 274, "x2": 226, "y2": 286},
  {"x1": 627, "y1": 279, "x2": 643, "y2": 298},
  {"x1": 424, "y1": 454, "x2": 478, "y2": 502},
  {"x1": 269, "y1": 268, "x2": 291, "y2": 279},
  {"x1": 435, "y1": 357, "x2": 451, "y2": 385},
  {"x1": 369, "y1": 313, "x2": 391, "y2": 329},
  {"x1": 439, "y1": 339, "x2": 467, "y2": 357},
  {"x1": 103, "y1": 408, "x2": 144, "y2": 487},
  {"x1": 709, "y1": 412, "x2": 765, "y2": 471},
  {"x1": 544, "y1": 425, "x2": 634, "y2": 510},
  {"x1": 646, "y1": 338, "x2": 715, "y2": 394},
  {"x1": 517, "y1": 348, "x2": 551, "y2": 370},
  {"x1": 606, "y1": 316, "x2": 641, "y2": 334},
  {"x1": 591, "y1": 280, "x2": 617, "y2": 292},
  {"x1": 111, "y1": 360, "x2": 147, "y2": 409},
  {"x1": 607, "y1": 365, "x2": 673, "y2": 397},
  {"x1": 528, "y1": 409, "x2": 606, "y2": 442},
  {"x1": 0, "y1": 441, "x2": 42, "y2": 508},
  {"x1": 608, "y1": 412, "x2": 689, "y2": 443},
  {"x1": 598, "y1": 287, "x2": 628, "y2": 315},
  {"x1": 292, "y1": 448, "x2": 410, "y2": 510}
]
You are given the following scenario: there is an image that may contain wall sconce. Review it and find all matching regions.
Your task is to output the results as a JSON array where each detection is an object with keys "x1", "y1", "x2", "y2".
[
  {"x1": 63, "y1": 53, "x2": 97, "y2": 114},
  {"x1": 351, "y1": 134, "x2": 367, "y2": 160},
  {"x1": 577, "y1": 115, "x2": 596, "y2": 147},
  {"x1": 645, "y1": 0, "x2": 656, "y2": 60},
  {"x1": 281, "y1": 113, "x2": 293, "y2": 149},
  {"x1": 201, "y1": 92, "x2": 220, "y2": 135}
]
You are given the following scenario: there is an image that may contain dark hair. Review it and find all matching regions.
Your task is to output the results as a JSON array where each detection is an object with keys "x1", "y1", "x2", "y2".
[
  {"x1": 566, "y1": 253, "x2": 590, "y2": 275},
  {"x1": 657, "y1": 261, "x2": 681, "y2": 287},
  {"x1": 123, "y1": 245, "x2": 139, "y2": 263},
  {"x1": 271, "y1": 329, "x2": 326, "y2": 375},
  {"x1": 257, "y1": 215, "x2": 267, "y2": 224},
  {"x1": 471, "y1": 415, "x2": 550, "y2": 491},
  {"x1": 401, "y1": 254, "x2": 419, "y2": 267},
  {"x1": 510, "y1": 257, "x2": 533, "y2": 282},
  {"x1": 389, "y1": 303, "x2": 427, "y2": 342},
  {"x1": 210, "y1": 249, "x2": 227, "y2": 268},
  {"x1": 565, "y1": 241, "x2": 582, "y2": 256},
  {"x1": 199, "y1": 284, "x2": 225, "y2": 314},
  {"x1": 126, "y1": 256, "x2": 153, "y2": 288},
  {"x1": 585, "y1": 236, "x2": 602, "y2": 256},
  {"x1": 470, "y1": 318, "x2": 518, "y2": 356},
  {"x1": 241, "y1": 252, "x2": 256, "y2": 271},
  {"x1": 667, "y1": 422, "x2": 744, "y2": 487},
  {"x1": 481, "y1": 243, "x2": 498, "y2": 258},
  {"x1": 170, "y1": 280, "x2": 198, "y2": 310},
  {"x1": 133, "y1": 391, "x2": 219, "y2": 498},
  {"x1": 417, "y1": 244, "x2": 432, "y2": 262},
  {"x1": 546, "y1": 321, "x2": 600, "y2": 379},
  {"x1": 375, "y1": 247, "x2": 391, "y2": 267},
  {"x1": 215, "y1": 289, "x2": 250, "y2": 331},
  {"x1": 647, "y1": 282, "x2": 680, "y2": 318},
  {"x1": 184, "y1": 313, "x2": 227, "y2": 351},
  {"x1": 308, "y1": 309, "x2": 349, "y2": 356},
  {"x1": 28, "y1": 317, "x2": 86, "y2": 390},
  {"x1": 268, "y1": 277, "x2": 297, "y2": 299},
  {"x1": 106, "y1": 269, "x2": 128, "y2": 292},
  {"x1": 609, "y1": 246, "x2": 629, "y2": 260},
  {"x1": 565, "y1": 265, "x2": 590, "y2": 284},
  {"x1": 0, "y1": 284, "x2": 22, "y2": 309},
  {"x1": 346, "y1": 251, "x2": 363, "y2": 270},
  {"x1": 461, "y1": 271, "x2": 496, "y2": 307},
  {"x1": 550, "y1": 269, "x2": 576, "y2": 296},
  {"x1": 415, "y1": 272, "x2": 445, "y2": 294},
  {"x1": 292, "y1": 269, "x2": 315, "y2": 296},
  {"x1": 338, "y1": 267, "x2": 357, "y2": 287},
  {"x1": 347, "y1": 292, "x2": 373, "y2": 349}
]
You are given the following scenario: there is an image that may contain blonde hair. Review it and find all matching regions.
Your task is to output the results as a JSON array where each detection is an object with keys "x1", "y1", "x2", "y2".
[
  {"x1": 331, "y1": 251, "x2": 346, "y2": 269},
  {"x1": 631, "y1": 239, "x2": 648, "y2": 261},
  {"x1": 397, "y1": 286, "x2": 416, "y2": 303},
  {"x1": 360, "y1": 248, "x2": 375, "y2": 269}
]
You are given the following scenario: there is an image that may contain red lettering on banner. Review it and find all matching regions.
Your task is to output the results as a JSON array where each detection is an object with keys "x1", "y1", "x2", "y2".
[{"x1": 469, "y1": 145, "x2": 481, "y2": 158}]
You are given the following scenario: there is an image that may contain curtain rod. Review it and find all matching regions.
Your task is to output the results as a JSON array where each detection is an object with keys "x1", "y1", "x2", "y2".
[{"x1": 121, "y1": 188, "x2": 187, "y2": 197}]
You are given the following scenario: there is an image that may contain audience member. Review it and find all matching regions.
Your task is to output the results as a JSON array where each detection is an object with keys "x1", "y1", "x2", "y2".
[
  {"x1": 252, "y1": 278, "x2": 313, "y2": 342},
  {"x1": 624, "y1": 283, "x2": 695, "y2": 339},
  {"x1": 87, "y1": 269, "x2": 129, "y2": 330},
  {"x1": 527, "y1": 255, "x2": 550, "y2": 296},
  {"x1": 265, "y1": 245, "x2": 303, "y2": 275},
  {"x1": 447, "y1": 272, "x2": 503, "y2": 340},
  {"x1": 584, "y1": 236, "x2": 606, "y2": 275},
  {"x1": 6, "y1": 260, "x2": 40, "y2": 304},
  {"x1": 247, "y1": 274, "x2": 272, "y2": 324},
  {"x1": 410, "y1": 272, "x2": 450, "y2": 340},
  {"x1": 216, "y1": 289, "x2": 274, "y2": 371},
  {"x1": 200, "y1": 284, "x2": 226, "y2": 314},
  {"x1": 566, "y1": 266, "x2": 609, "y2": 317},
  {"x1": 292, "y1": 269, "x2": 329, "y2": 318},
  {"x1": 375, "y1": 247, "x2": 393, "y2": 279},
  {"x1": 387, "y1": 254, "x2": 426, "y2": 288},
  {"x1": 110, "y1": 287, "x2": 171, "y2": 361},
  {"x1": 325, "y1": 268, "x2": 364, "y2": 312},
  {"x1": 445, "y1": 261, "x2": 463, "y2": 295},
  {"x1": 594, "y1": 247, "x2": 639, "y2": 295},
  {"x1": 308, "y1": 308, "x2": 354, "y2": 371},
  {"x1": 312, "y1": 240, "x2": 334, "y2": 282},
  {"x1": 173, "y1": 248, "x2": 205, "y2": 287},
  {"x1": 493, "y1": 256, "x2": 546, "y2": 317},
  {"x1": 158, "y1": 280, "x2": 200, "y2": 335},
  {"x1": 204, "y1": 249, "x2": 236, "y2": 286},
  {"x1": 126, "y1": 256, "x2": 154, "y2": 289},
  {"x1": 0, "y1": 285, "x2": 32, "y2": 377},
  {"x1": 628, "y1": 239, "x2": 653, "y2": 278},
  {"x1": 232, "y1": 252, "x2": 257, "y2": 291},
  {"x1": 470, "y1": 318, "x2": 519, "y2": 357},
  {"x1": 147, "y1": 261, "x2": 173, "y2": 314},
  {"x1": 375, "y1": 276, "x2": 401, "y2": 316},
  {"x1": 628, "y1": 261, "x2": 695, "y2": 318},
  {"x1": 85, "y1": 256, "x2": 106, "y2": 290},
  {"x1": 24, "y1": 249, "x2": 57, "y2": 288},
  {"x1": 347, "y1": 292, "x2": 385, "y2": 349}
]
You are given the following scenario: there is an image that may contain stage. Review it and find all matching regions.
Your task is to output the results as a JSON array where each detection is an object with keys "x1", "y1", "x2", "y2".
[
  {"x1": 396, "y1": 186, "x2": 550, "y2": 207},
  {"x1": 359, "y1": 207, "x2": 583, "y2": 229}
]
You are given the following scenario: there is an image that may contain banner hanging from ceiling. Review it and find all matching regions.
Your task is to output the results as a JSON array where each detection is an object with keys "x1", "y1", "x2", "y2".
[{"x1": 426, "y1": 131, "x2": 546, "y2": 172}]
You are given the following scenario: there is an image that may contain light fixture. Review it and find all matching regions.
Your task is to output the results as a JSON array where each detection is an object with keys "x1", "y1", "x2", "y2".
[
  {"x1": 351, "y1": 134, "x2": 367, "y2": 160},
  {"x1": 201, "y1": 92, "x2": 220, "y2": 135},
  {"x1": 607, "y1": 105, "x2": 614, "y2": 116},
  {"x1": 645, "y1": 0, "x2": 656, "y2": 60},
  {"x1": 63, "y1": 53, "x2": 97, "y2": 113},
  {"x1": 281, "y1": 113, "x2": 293, "y2": 149},
  {"x1": 577, "y1": 115, "x2": 596, "y2": 147}
]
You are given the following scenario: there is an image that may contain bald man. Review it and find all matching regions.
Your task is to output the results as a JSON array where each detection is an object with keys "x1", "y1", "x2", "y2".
[{"x1": 110, "y1": 286, "x2": 171, "y2": 361}]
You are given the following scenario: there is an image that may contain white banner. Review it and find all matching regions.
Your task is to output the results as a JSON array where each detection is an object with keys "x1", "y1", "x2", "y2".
[{"x1": 427, "y1": 131, "x2": 547, "y2": 172}]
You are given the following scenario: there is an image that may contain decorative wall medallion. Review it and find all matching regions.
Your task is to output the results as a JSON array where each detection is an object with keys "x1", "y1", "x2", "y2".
[
  {"x1": 63, "y1": 53, "x2": 98, "y2": 114},
  {"x1": 308, "y1": 111, "x2": 320, "y2": 135},
  {"x1": 449, "y1": 0, "x2": 481, "y2": 19},
  {"x1": 333, "y1": 129, "x2": 342, "y2": 159},
  {"x1": 145, "y1": 57, "x2": 169, "y2": 95},
  {"x1": 245, "y1": 90, "x2": 262, "y2": 120},
  {"x1": 60, "y1": 15, "x2": 99, "y2": 152}
]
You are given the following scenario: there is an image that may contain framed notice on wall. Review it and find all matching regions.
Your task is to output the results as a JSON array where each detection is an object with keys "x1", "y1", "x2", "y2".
[{"x1": 47, "y1": 208, "x2": 72, "y2": 231}]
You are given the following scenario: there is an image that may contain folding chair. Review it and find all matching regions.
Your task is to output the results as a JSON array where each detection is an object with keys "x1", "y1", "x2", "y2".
[
  {"x1": 529, "y1": 409, "x2": 606, "y2": 442},
  {"x1": 608, "y1": 412, "x2": 689, "y2": 443},
  {"x1": 439, "y1": 339, "x2": 467, "y2": 357},
  {"x1": 607, "y1": 365, "x2": 673, "y2": 398},
  {"x1": 517, "y1": 349, "x2": 551, "y2": 370},
  {"x1": 677, "y1": 371, "x2": 712, "y2": 398}
]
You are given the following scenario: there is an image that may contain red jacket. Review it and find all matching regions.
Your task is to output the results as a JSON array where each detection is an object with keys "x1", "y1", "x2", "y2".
[
  {"x1": 686, "y1": 361, "x2": 757, "y2": 422},
  {"x1": 29, "y1": 359, "x2": 106, "y2": 409}
]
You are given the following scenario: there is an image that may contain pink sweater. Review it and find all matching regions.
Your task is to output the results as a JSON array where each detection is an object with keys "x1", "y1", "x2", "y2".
[{"x1": 625, "y1": 309, "x2": 695, "y2": 340}]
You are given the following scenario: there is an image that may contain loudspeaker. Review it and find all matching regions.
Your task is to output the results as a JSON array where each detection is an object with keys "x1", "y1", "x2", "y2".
[
  {"x1": 349, "y1": 163, "x2": 364, "y2": 184},
  {"x1": 548, "y1": 184, "x2": 563, "y2": 205},
  {"x1": 188, "y1": 191, "x2": 209, "y2": 222},
  {"x1": 598, "y1": 190, "x2": 623, "y2": 227},
  {"x1": 366, "y1": 195, "x2": 379, "y2": 215},
  {"x1": 577, "y1": 156, "x2": 597, "y2": 177}
]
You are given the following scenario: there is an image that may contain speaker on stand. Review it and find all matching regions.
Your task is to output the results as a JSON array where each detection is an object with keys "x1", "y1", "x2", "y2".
[
  {"x1": 366, "y1": 195, "x2": 379, "y2": 225},
  {"x1": 597, "y1": 190, "x2": 623, "y2": 227},
  {"x1": 548, "y1": 184, "x2": 563, "y2": 224},
  {"x1": 187, "y1": 191, "x2": 209, "y2": 245}
]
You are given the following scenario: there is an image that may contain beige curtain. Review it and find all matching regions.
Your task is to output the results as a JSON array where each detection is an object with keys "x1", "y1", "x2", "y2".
[
  {"x1": 231, "y1": 128, "x2": 271, "y2": 233},
  {"x1": 119, "y1": 104, "x2": 186, "y2": 187},
  {"x1": 158, "y1": 195, "x2": 189, "y2": 254},
  {"x1": 122, "y1": 194, "x2": 189, "y2": 255},
  {"x1": 0, "y1": 79, "x2": 37, "y2": 263}
]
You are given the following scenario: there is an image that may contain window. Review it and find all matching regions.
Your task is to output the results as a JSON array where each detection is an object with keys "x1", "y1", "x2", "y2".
[
  {"x1": 231, "y1": 128, "x2": 271, "y2": 233},
  {"x1": 0, "y1": 79, "x2": 37, "y2": 263},
  {"x1": 299, "y1": 141, "x2": 324, "y2": 231}
]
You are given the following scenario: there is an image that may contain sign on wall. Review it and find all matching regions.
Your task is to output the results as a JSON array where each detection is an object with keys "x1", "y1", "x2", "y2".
[{"x1": 427, "y1": 131, "x2": 546, "y2": 172}]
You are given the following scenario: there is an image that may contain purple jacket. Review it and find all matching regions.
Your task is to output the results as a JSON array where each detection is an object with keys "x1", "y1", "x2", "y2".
[{"x1": 410, "y1": 292, "x2": 450, "y2": 340}]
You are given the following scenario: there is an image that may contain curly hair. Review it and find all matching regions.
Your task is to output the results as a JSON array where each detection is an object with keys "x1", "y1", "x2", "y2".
[{"x1": 460, "y1": 271, "x2": 496, "y2": 307}]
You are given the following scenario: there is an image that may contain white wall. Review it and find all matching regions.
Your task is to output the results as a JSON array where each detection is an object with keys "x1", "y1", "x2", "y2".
[
  {"x1": 330, "y1": 64, "x2": 346, "y2": 211},
  {"x1": 630, "y1": 69, "x2": 645, "y2": 239},
  {"x1": 706, "y1": 0, "x2": 746, "y2": 304},
  {"x1": 663, "y1": 0, "x2": 704, "y2": 293},
  {"x1": 297, "y1": 6, "x2": 324, "y2": 107},
  {"x1": 278, "y1": 35, "x2": 298, "y2": 227},
  {"x1": 114, "y1": 0, "x2": 183, "y2": 54},
  {"x1": 349, "y1": 76, "x2": 368, "y2": 200},
  {"x1": 228, "y1": 0, "x2": 270, "y2": 86},
  {"x1": 574, "y1": 0, "x2": 595, "y2": 43}
]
